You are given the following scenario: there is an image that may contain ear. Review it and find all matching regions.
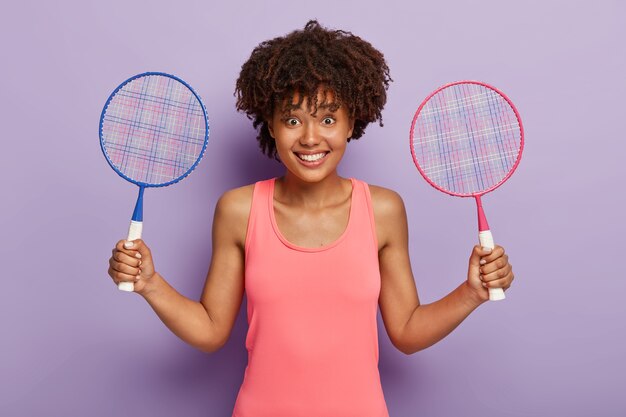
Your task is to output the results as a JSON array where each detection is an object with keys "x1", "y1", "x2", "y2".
[
  {"x1": 347, "y1": 118, "x2": 355, "y2": 139},
  {"x1": 267, "y1": 120, "x2": 275, "y2": 139}
]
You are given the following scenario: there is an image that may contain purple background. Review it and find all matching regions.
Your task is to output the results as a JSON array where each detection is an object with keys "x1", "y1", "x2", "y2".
[{"x1": 1, "y1": 0, "x2": 625, "y2": 415}]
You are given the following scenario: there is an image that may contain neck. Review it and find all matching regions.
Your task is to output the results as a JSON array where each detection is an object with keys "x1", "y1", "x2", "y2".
[{"x1": 276, "y1": 171, "x2": 348, "y2": 208}]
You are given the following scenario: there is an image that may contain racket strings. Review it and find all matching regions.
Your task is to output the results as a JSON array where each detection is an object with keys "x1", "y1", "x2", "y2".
[
  {"x1": 101, "y1": 75, "x2": 207, "y2": 185},
  {"x1": 412, "y1": 83, "x2": 521, "y2": 195},
  {"x1": 417, "y1": 92, "x2": 504, "y2": 116}
]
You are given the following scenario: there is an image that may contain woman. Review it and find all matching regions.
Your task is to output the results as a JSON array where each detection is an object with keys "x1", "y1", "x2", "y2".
[{"x1": 107, "y1": 20, "x2": 514, "y2": 417}]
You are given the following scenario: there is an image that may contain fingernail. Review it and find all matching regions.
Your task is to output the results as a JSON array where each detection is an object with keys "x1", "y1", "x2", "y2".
[
  {"x1": 479, "y1": 259, "x2": 486, "y2": 265},
  {"x1": 482, "y1": 282, "x2": 488, "y2": 287},
  {"x1": 135, "y1": 253, "x2": 142, "y2": 259},
  {"x1": 135, "y1": 275, "x2": 141, "y2": 281},
  {"x1": 124, "y1": 241, "x2": 134, "y2": 249},
  {"x1": 480, "y1": 275, "x2": 484, "y2": 281}
]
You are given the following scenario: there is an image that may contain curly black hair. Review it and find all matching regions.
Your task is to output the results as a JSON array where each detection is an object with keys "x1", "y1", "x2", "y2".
[{"x1": 235, "y1": 20, "x2": 392, "y2": 160}]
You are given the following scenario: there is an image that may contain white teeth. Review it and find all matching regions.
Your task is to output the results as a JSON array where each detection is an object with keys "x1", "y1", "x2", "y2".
[{"x1": 298, "y1": 152, "x2": 326, "y2": 162}]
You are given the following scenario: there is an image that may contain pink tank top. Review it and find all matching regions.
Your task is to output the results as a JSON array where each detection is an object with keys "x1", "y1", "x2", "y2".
[{"x1": 232, "y1": 177, "x2": 389, "y2": 417}]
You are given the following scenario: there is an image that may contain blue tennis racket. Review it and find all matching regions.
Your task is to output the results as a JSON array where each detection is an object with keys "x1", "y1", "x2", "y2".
[{"x1": 100, "y1": 72, "x2": 210, "y2": 292}]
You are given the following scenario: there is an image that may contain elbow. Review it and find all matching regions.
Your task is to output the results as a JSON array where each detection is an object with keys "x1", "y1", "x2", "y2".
[
  {"x1": 398, "y1": 343, "x2": 430, "y2": 355},
  {"x1": 195, "y1": 329, "x2": 229, "y2": 354},
  {"x1": 391, "y1": 338, "x2": 421, "y2": 356},
  {"x1": 399, "y1": 346, "x2": 415, "y2": 356},
  {"x1": 197, "y1": 337, "x2": 227, "y2": 354},
  {"x1": 393, "y1": 306, "x2": 432, "y2": 355},
  {"x1": 196, "y1": 307, "x2": 230, "y2": 353},
  {"x1": 392, "y1": 329, "x2": 429, "y2": 355},
  {"x1": 397, "y1": 344, "x2": 421, "y2": 356},
  {"x1": 401, "y1": 339, "x2": 437, "y2": 355},
  {"x1": 197, "y1": 342, "x2": 218, "y2": 354},
  {"x1": 198, "y1": 345, "x2": 220, "y2": 354}
]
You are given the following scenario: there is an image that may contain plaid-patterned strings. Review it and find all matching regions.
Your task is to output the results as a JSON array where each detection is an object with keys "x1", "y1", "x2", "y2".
[
  {"x1": 411, "y1": 83, "x2": 521, "y2": 195},
  {"x1": 101, "y1": 74, "x2": 207, "y2": 185}
]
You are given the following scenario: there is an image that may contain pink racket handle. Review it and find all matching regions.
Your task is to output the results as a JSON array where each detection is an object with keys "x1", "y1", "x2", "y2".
[
  {"x1": 118, "y1": 220, "x2": 143, "y2": 292},
  {"x1": 478, "y1": 230, "x2": 506, "y2": 301}
]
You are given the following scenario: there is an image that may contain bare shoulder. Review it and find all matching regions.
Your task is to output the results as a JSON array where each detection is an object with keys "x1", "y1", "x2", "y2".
[
  {"x1": 214, "y1": 183, "x2": 255, "y2": 247},
  {"x1": 217, "y1": 183, "x2": 255, "y2": 214},
  {"x1": 367, "y1": 184, "x2": 406, "y2": 218},
  {"x1": 366, "y1": 184, "x2": 408, "y2": 250}
]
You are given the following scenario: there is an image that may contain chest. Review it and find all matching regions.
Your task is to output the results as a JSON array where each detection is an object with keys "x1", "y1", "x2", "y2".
[{"x1": 273, "y1": 199, "x2": 351, "y2": 248}]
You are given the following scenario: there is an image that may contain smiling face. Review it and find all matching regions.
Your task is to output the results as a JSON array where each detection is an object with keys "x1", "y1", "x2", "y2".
[{"x1": 268, "y1": 89, "x2": 354, "y2": 183}]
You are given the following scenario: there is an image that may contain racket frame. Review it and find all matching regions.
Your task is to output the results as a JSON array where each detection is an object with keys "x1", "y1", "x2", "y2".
[
  {"x1": 99, "y1": 71, "x2": 210, "y2": 190},
  {"x1": 409, "y1": 80, "x2": 524, "y2": 200}
]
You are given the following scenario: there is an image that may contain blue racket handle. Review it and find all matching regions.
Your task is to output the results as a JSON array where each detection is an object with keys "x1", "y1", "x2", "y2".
[{"x1": 119, "y1": 220, "x2": 143, "y2": 292}]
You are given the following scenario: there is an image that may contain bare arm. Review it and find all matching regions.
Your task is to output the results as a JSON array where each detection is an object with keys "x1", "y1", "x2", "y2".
[
  {"x1": 109, "y1": 185, "x2": 252, "y2": 353},
  {"x1": 370, "y1": 186, "x2": 512, "y2": 355}
]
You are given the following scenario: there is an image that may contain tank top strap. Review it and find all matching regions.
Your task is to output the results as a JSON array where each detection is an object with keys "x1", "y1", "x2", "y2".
[
  {"x1": 244, "y1": 178, "x2": 274, "y2": 258},
  {"x1": 349, "y1": 178, "x2": 379, "y2": 258}
]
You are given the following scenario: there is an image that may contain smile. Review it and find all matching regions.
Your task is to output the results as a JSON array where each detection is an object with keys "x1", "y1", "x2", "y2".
[
  {"x1": 294, "y1": 151, "x2": 330, "y2": 167},
  {"x1": 296, "y1": 152, "x2": 328, "y2": 162}
]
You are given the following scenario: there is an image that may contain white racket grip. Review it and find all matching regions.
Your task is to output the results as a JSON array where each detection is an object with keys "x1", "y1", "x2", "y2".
[
  {"x1": 118, "y1": 220, "x2": 143, "y2": 292},
  {"x1": 478, "y1": 230, "x2": 506, "y2": 301}
]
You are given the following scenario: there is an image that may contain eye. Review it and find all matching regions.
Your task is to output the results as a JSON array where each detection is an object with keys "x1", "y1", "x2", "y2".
[
  {"x1": 322, "y1": 117, "x2": 336, "y2": 125},
  {"x1": 286, "y1": 117, "x2": 300, "y2": 126}
]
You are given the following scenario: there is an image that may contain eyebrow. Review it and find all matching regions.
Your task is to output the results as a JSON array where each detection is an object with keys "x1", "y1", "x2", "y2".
[{"x1": 283, "y1": 103, "x2": 340, "y2": 114}]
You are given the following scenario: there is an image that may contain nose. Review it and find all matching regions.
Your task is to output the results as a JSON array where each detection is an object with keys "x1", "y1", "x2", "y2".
[{"x1": 299, "y1": 123, "x2": 321, "y2": 147}]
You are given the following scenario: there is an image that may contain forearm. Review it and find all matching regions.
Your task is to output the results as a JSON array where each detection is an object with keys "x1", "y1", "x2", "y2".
[
  {"x1": 140, "y1": 273, "x2": 220, "y2": 353},
  {"x1": 399, "y1": 282, "x2": 486, "y2": 354}
]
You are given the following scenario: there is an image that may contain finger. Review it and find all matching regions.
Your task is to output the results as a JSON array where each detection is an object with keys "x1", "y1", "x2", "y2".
[
  {"x1": 109, "y1": 256, "x2": 141, "y2": 276},
  {"x1": 470, "y1": 245, "x2": 493, "y2": 267},
  {"x1": 108, "y1": 267, "x2": 139, "y2": 284},
  {"x1": 480, "y1": 254, "x2": 509, "y2": 275},
  {"x1": 481, "y1": 245, "x2": 505, "y2": 263},
  {"x1": 482, "y1": 270, "x2": 514, "y2": 290},
  {"x1": 112, "y1": 250, "x2": 142, "y2": 268},
  {"x1": 504, "y1": 272, "x2": 515, "y2": 290},
  {"x1": 481, "y1": 263, "x2": 512, "y2": 283},
  {"x1": 115, "y1": 240, "x2": 142, "y2": 259},
  {"x1": 122, "y1": 239, "x2": 151, "y2": 261}
]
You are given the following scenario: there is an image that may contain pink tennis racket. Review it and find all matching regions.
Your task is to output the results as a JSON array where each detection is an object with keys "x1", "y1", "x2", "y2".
[{"x1": 410, "y1": 81, "x2": 524, "y2": 301}]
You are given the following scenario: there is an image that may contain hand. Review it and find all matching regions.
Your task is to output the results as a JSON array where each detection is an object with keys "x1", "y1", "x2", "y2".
[
  {"x1": 466, "y1": 245, "x2": 514, "y2": 302},
  {"x1": 108, "y1": 239, "x2": 156, "y2": 294}
]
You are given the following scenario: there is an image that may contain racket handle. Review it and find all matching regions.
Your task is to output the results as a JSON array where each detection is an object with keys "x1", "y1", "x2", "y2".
[
  {"x1": 118, "y1": 220, "x2": 143, "y2": 292},
  {"x1": 478, "y1": 230, "x2": 506, "y2": 301}
]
